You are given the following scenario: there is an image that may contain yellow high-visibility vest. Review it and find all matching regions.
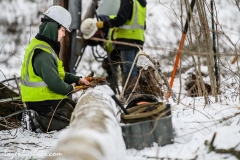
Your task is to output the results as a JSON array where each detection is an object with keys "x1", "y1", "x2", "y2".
[
  {"x1": 113, "y1": 0, "x2": 146, "y2": 41},
  {"x1": 20, "y1": 38, "x2": 67, "y2": 102}
]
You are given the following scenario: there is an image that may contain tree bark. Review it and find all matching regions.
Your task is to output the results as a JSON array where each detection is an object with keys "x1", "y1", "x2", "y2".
[
  {"x1": 185, "y1": 0, "x2": 208, "y2": 103},
  {"x1": 184, "y1": 0, "x2": 202, "y2": 97},
  {"x1": 196, "y1": 0, "x2": 218, "y2": 102},
  {"x1": 53, "y1": 0, "x2": 70, "y2": 72}
]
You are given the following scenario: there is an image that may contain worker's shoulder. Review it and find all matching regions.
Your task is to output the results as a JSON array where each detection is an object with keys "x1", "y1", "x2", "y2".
[{"x1": 34, "y1": 49, "x2": 56, "y2": 64}]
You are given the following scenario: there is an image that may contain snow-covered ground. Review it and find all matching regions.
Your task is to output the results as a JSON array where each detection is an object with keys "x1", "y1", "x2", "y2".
[
  {"x1": 0, "y1": 0, "x2": 240, "y2": 160},
  {"x1": 0, "y1": 86, "x2": 239, "y2": 160}
]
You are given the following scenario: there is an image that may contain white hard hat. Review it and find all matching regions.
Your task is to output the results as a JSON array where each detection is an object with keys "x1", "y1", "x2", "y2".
[
  {"x1": 81, "y1": 18, "x2": 98, "y2": 39},
  {"x1": 43, "y1": 6, "x2": 72, "y2": 32}
]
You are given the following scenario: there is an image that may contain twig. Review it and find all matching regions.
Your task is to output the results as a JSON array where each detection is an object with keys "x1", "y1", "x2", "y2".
[
  {"x1": 208, "y1": 132, "x2": 217, "y2": 152},
  {"x1": 0, "y1": 123, "x2": 15, "y2": 129},
  {"x1": 143, "y1": 155, "x2": 198, "y2": 160},
  {"x1": 78, "y1": 37, "x2": 239, "y2": 57},
  {"x1": 206, "y1": 132, "x2": 240, "y2": 159}
]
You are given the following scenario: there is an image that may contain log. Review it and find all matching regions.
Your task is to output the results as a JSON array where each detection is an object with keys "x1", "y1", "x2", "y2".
[{"x1": 45, "y1": 85, "x2": 127, "y2": 160}]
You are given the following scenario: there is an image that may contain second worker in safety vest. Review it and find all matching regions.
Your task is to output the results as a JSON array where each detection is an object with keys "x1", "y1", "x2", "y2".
[{"x1": 83, "y1": 0, "x2": 147, "y2": 98}]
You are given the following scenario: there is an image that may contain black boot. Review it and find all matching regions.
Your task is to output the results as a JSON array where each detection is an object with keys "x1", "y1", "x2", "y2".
[{"x1": 107, "y1": 75, "x2": 118, "y2": 94}]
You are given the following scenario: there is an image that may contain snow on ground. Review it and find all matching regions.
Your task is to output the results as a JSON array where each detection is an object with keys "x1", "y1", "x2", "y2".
[
  {"x1": 0, "y1": 129, "x2": 61, "y2": 160},
  {"x1": 128, "y1": 96, "x2": 240, "y2": 160},
  {"x1": 0, "y1": 0, "x2": 240, "y2": 160},
  {"x1": 0, "y1": 87, "x2": 239, "y2": 159}
]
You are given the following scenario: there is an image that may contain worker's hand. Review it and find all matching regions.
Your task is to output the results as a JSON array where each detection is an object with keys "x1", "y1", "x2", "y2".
[
  {"x1": 71, "y1": 83, "x2": 80, "y2": 93},
  {"x1": 78, "y1": 78, "x2": 90, "y2": 86},
  {"x1": 96, "y1": 21, "x2": 104, "y2": 28}
]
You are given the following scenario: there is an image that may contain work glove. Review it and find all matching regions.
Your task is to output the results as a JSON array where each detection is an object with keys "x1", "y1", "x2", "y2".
[{"x1": 96, "y1": 21, "x2": 104, "y2": 28}]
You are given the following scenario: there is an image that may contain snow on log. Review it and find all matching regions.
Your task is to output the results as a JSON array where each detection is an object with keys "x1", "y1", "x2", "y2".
[{"x1": 45, "y1": 85, "x2": 127, "y2": 160}]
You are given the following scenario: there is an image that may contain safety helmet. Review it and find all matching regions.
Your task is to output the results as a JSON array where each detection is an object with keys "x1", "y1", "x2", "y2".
[
  {"x1": 43, "y1": 6, "x2": 72, "y2": 32},
  {"x1": 80, "y1": 18, "x2": 98, "y2": 39}
]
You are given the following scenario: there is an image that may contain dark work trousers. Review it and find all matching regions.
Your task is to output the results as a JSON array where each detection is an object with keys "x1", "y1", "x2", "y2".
[
  {"x1": 102, "y1": 50, "x2": 122, "y2": 94},
  {"x1": 25, "y1": 98, "x2": 76, "y2": 132}
]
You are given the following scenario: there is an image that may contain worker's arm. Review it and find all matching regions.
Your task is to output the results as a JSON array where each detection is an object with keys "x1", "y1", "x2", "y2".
[
  {"x1": 97, "y1": 0, "x2": 133, "y2": 28},
  {"x1": 33, "y1": 51, "x2": 73, "y2": 95},
  {"x1": 64, "y1": 72, "x2": 81, "y2": 84},
  {"x1": 65, "y1": 72, "x2": 90, "y2": 86}
]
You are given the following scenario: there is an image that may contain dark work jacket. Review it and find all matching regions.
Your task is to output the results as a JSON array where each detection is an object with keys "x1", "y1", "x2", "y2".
[{"x1": 103, "y1": 0, "x2": 147, "y2": 50}]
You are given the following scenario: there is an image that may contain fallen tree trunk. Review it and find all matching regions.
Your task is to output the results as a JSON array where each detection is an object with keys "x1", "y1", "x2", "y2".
[{"x1": 46, "y1": 85, "x2": 127, "y2": 160}]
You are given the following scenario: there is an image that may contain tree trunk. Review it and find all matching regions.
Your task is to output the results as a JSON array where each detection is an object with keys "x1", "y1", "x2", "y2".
[
  {"x1": 196, "y1": 0, "x2": 218, "y2": 102},
  {"x1": 184, "y1": 0, "x2": 202, "y2": 97},
  {"x1": 53, "y1": 0, "x2": 70, "y2": 72},
  {"x1": 185, "y1": 0, "x2": 208, "y2": 103}
]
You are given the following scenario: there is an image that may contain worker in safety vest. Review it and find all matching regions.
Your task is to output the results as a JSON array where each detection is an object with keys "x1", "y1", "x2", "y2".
[
  {"x1": 81, "y1": 15, "x2": 122, "y2": 94},
  {"x1": 20, "y1": 6, "x2": 90, "y2": 133},
  {"x1": 95, "y1": 0, "x2": 147, "y2": 98}
]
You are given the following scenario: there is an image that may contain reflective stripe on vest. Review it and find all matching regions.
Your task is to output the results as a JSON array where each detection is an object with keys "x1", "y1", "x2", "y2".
[
  {"x1": 20, "y1": 38, "x2": 67, "y2": 102},
  {"x1": 20, "y1": 45, "x2": 57, "y2": 87},
  {"x1": 113, "y1": 0, "x2": 146, "y2": 41},
  {"x1": 119, "y1": 0, "x2": 145, "y2": 30}
]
